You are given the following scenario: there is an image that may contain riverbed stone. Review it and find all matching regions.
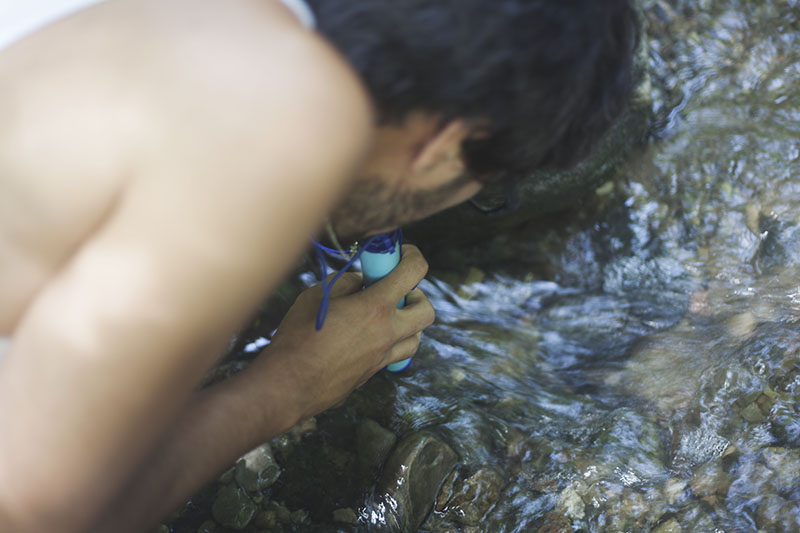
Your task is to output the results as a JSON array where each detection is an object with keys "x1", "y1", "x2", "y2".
[
  {"x1": 332, "y1": 507, "x2": 358, "y2": 524},
  {"x1": 442, "y1": 466, "x2": 505, "y2": 525},
  {"x1": 536, "y1": 511, "x2": 572, "y2": 533},
  {"x1": 740, "y1": 402, "x2": 767, "y2": 423},
  {"x1": 689, "y1": 460, "x2": 731, "y2": 505},
  {"x1": 253, "y1": 509, "x2": 278, "y2": 529},
  {"x1": 376, "y1": 430, "x2": 458, "y2": 531},
  {"x1": 652, "y1": 518, "x2": 682, "y2": 533},
  {"x1": 556, "y1": 485, "x2": 586, "y2": 521},
  {"x1": 196, "y1": 520, "x2": 217, "y2": 533},
  {"x1": 236, "y1": 443, "x2": 281, "y2": 492},
  {"x1": 263, "y1": 500, "x2": 292, "y2": 523},
  {"x1": 212, "y1": 485, "x2": 257, "y2": 530},
  {"x1": 663, "y1": 478, "x2": 689, "y2": 505},
  {"x1": 356, "y1": 418, "x2": 397, "y2": 478},
  {"x1": 761, "y1": 447, "x2": 800, "y2": 493}
]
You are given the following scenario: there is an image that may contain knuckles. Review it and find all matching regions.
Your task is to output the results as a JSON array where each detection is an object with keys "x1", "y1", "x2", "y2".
[{"x1": 401, "y1": 245, "x2": 430, "y2": 279}]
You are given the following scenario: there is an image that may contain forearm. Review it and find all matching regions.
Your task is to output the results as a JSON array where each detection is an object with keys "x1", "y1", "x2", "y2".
[{"x1": 92, "y1": 355, "x2": 303, "y2": 533}]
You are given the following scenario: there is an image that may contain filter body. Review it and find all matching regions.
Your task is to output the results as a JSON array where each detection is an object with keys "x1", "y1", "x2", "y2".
[{"x1": 360, "y1": 231, "x2": 411, "y2": 373}]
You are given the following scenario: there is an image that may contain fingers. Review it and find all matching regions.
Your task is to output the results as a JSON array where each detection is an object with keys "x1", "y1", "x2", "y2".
[
  {"x1": 371, "y1": 245, "x2": 429, "y2": 302},
  {"x1": 388, "y1": 331, "x2": 422, "y2": 365},
  {"x1": 395, "y1": 287, "x2": 435, "y2": 339}
]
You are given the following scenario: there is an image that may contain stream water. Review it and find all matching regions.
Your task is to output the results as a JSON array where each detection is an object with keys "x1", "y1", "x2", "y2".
[{"x1": 167, "y1": 1, "x2": 800, "y2": 531}]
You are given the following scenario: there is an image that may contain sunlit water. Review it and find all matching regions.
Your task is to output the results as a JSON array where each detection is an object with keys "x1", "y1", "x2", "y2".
[{"x1": 170, "y1": 1, "x2": 800, "y2": 531}]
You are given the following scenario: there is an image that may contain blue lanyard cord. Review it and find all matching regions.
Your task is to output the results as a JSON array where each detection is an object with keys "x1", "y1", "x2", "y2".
[{"x1": 312, "y1": 229, "x2": 402, "y2": 331}]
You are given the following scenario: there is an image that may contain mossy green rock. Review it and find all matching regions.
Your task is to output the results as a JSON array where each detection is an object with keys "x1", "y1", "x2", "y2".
[{"x1": 211, "y1": 485, "x2": 257, "y2": 530}]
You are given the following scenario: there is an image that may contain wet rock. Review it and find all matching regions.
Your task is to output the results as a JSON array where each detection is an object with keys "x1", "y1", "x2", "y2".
[
  {"x1": 376, "y1": 430, "x2": 458, "y2": 531},
  {"x1": 755, "y1": 494, "x2": 788, "y2": 530},
  {"x1": 196, "y1": 520, "x2": 217, "y2": 533},
  {"x1": 674, "y1": 503, "x2": 715, "y2": 532},
  {"x1": 740, "y1": 402, "x2": 767, "y2": 423},
  {"x1": 234, "y1": 460, "x2": 259, "y2": 493},
  {"x1": 652, "y1": 518, "x2": 682, "y2": 533},
  {"x1": 689, "y1": 460, "x2": 731, "y2": 505},
  {"x1": 756, "y1": 393, "x2": 774, "y2": 416},
  {"x1": 263, "y1": 501, "x2": 292, "y2": 523},
  {"x1": 234, "y1": 444, "x2": 281, "y2": 492},
  {"x1": 218, "y1": 466, "x2": 236, "y2": 485},
  {"x1": 332, "y1": 507, "x2": 358, "y2": 524},
  {"x1": 290, "y1": 508, "x2": 310, "y2": 524},
  {"x1": 435, "y1": 469, "x2": 458, "y2": 513},
  {"x1": 481, "y1": 484, "x2": 555, "y2": 532},
  {"x1": 662, "y1": 478, "x2": 688, "y2": 505},
  {"x1": 769, "y1": 400, "x2": 800, "y2": 446},
  {"x1": 556, "y1": 485, "x2": 585, "y2": 521},
  {"x1": 441, "y1": 466, "x2": 505, "y2": 525},
  {"x1": 536, "y1": 510, "x2": 572, "y2": 533},
  {"x1": 253, "y1": 509, "x2": 278, "y2": 529},
  {"x1": 761, "y1": 447, "x2": 800, "y2": 493},
  {"x1": 150, "y1": 525, "x2": 170, "y2": 533},
  {"x1": 212, "y1": 485, "x2": 257, "y2": 530},
  {"x1": 456, "y1": 267, "x2": 486, "y2": 300},
  {"x1": 287, "y1": 417, "x2": 317, "y2": 442},
  {"x1": 727, "y1": 312, "x2": 757, "y2": 339},
  {"x1": 607, "y1": 489, "x2": 650, "y2": 531},
  {"x1": 439, "y1": 410, "x2": 498, "y2": 465},
  {"x1": 356, "y1": 418, "x2": 397, "y2": 479},
  {"x1": 241, "y1": 444, "x2": 281, "y2": 483}
]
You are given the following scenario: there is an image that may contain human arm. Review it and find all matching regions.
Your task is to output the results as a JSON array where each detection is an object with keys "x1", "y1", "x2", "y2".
[{"x1": 91, "y1": 247, "x2": 434, "y2": 532}]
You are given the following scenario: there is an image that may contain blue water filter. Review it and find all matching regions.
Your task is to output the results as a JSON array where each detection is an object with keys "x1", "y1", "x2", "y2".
[{"x1": 360, "y1": 230, "x2": 411, "y2": 373}]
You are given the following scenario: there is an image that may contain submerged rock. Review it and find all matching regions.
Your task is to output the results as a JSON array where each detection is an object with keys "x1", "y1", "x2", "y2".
[
  {"x1": 755, "y1": 494, "x2": 800, "y2": 531},
  {"x1": 760, "y1": 447, "x2": 800, "y2": 494},
  {"x1": 556, "y1": 485, "x2": 586, "y2": 521},
  {"x1": 332, "y1": 507, "x2": 358, "y2": 524},
  {"x1": 652, "y1": 518, "x2": 682, "y2": 533},
  {"x1": 440, "y1": 466, "x2": 505, "y2": 525},
  {"x1": 374, "y1": 431, "x2": 458, "y2": 531},
  {"x1": 689, "y1": 460, "x2": 731, "y2": 505}
]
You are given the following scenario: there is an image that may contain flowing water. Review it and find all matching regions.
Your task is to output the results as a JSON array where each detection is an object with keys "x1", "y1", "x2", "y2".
[{"x1": 168, "y1": 1, "x2": 800, "y2": 531}]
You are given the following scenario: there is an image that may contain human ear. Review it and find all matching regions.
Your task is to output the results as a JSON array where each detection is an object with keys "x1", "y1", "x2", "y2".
[{"x1": 408, "y1": 119, "x2": 472, "y2": 188}]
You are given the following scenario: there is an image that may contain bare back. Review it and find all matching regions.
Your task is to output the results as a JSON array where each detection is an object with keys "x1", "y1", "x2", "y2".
[{"x1": 0, "y1": 0, "x2": 370, "y2": 334}]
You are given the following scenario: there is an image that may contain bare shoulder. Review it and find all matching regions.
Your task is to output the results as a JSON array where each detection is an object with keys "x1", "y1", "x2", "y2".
[
  {"x1": 136, "y1": 0, "x2": 376, "y2": 176},
  {"x1": 0, "y1": 0, "x2": 374, "y2": 330}
]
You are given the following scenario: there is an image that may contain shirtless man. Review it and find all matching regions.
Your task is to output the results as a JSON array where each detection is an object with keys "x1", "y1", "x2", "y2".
[{"x1": 0, "y1": 0, "x2": 638, "y2": 530}]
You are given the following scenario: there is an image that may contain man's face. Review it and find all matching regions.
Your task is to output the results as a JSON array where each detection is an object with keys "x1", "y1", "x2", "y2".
[
  {"x1": 328, "y1": 115, "x2": 483, "y2": 241},
  {"x1": 329, "y1": 171, "x2": 481, "y2": 241}
]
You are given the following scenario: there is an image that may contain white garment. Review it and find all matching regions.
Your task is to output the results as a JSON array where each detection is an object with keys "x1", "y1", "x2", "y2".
[
  {"x1": 0, "y1": 0, "x2": 314, "y2": 51},
  {"x1": 0, "y1": 0, "x2": 103, "y2": 50},
  {"x1": 278, "y1": 0, "x2": 316, "y2": 29},
  {"x1": 0, "y1": 337, "x2": 8, "y2": 360}
]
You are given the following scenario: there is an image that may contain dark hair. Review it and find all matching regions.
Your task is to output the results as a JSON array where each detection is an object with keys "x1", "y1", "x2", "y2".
[{"x1": 307, "y1": 0, "x2": 640, "y2": 185}]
